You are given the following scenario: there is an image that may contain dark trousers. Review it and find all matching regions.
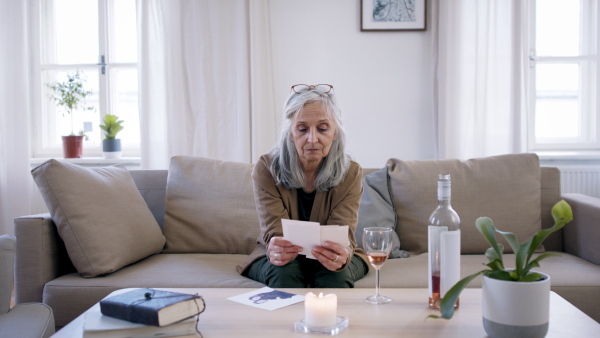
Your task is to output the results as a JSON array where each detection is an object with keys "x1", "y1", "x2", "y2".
[{"x1": 246, "y1": 254, "x2": 368, "y2": 288}]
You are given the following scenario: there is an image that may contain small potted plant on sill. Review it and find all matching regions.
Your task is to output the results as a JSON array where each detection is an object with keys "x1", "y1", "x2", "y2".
[
  {"x1": 428, "y1": 200, "x2": 573, "y2": 338},
  {"x1": 46, "y1": 70, "x2": 95, "y2": 158},
  {"x1": 99, "y1": 114, "x2": 124, "y2": 159}
]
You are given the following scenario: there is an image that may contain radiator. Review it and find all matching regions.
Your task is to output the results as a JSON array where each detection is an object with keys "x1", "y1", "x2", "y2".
[{"x1": 558, "y1": 166, "x2": 600, "y2": 198}]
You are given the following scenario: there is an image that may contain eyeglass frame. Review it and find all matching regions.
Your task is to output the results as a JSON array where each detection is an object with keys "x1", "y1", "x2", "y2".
[{"x1": 290, "y1": 84, "x2": 334, "y2": 94}]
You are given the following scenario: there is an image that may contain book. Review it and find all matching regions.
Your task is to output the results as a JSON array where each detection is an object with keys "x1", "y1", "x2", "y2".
[
  {"x1": 84, "y1": 302, "x2": 199, "y2": 338},
  {"x1": 99, "y1": 288, "x2": 205, "y2": 327},
  {"x1": 282, "y1": 219, "x2": 350, "y2": 259}
]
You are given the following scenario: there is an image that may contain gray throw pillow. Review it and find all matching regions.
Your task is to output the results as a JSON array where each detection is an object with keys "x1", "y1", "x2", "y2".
[
  {"x1": 31, "y1": 159, "x2": 166, "y2": 278},
  {"x1": 356, "y1": 167, "x2": 409, "y2": 258}
]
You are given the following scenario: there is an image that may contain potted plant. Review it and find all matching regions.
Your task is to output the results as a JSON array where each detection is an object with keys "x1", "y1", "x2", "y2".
[
  {"x1": 429, "y1": 200, "x2": 573, "y2": 338},
  {"x1": 46, "y1": 70, "x2": 95, "y2": 158},
  {"x1": 99, "y1": 114, "x2": 124, "y2": 159}
]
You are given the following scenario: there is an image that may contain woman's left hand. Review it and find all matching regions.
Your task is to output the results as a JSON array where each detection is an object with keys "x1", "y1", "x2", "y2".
[{"x1": 312, "y1": 241, "x2": 349, "y2": 271}]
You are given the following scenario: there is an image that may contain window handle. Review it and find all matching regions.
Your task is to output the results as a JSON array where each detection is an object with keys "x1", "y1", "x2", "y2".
[{"x1": 97, "y1": 55, "x2": 107, "y2": 74}]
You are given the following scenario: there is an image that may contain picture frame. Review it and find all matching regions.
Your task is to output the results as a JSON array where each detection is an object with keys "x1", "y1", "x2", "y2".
[{"x1": 361, "y1": 0, "x2": 427, "y2": 31}]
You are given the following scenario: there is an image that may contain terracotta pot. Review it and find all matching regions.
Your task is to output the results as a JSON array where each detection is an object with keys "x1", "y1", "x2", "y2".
[
  {"x1": 482, "y1": 272, "x2": 550, "y2": 338},
  {"x1": 62, "y1": 135, "x2": 84, "y2": 158}
]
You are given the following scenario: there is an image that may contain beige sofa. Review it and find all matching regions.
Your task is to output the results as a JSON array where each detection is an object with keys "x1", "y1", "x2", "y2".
[{"x1": 14, "y1": 154, "x2": 600, "y2": 328}]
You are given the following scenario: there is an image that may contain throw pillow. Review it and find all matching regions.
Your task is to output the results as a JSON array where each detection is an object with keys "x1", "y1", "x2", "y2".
[
  {"x1": 31, "y1": 159, "x2": 166, "y2": 278},
  {"x1": 356, "y1": 167, "x2": 409, "y2": 258},
  {"x1": 387, "y1": 153, "x2": 542, "y2": 255},
  {"x1": 162, "y1": 156, "x2": 260, "y2": 254}
]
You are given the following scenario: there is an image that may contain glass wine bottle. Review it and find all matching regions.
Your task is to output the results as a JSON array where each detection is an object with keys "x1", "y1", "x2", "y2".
[{"x1": 428, "y1": 174, "x2": 461, "y2": 309}]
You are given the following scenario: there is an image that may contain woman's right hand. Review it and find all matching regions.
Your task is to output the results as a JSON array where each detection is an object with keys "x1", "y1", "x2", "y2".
[{"x1": 267, "y1": 237, "x2": 303, "y2": 266}]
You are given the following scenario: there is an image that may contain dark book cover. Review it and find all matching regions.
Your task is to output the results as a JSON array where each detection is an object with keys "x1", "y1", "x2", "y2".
[{"x1": 100, "y1": 288, "x2": 205, "y2": 327}]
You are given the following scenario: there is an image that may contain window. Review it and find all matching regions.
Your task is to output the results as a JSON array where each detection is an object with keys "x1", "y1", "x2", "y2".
[
  {"x1": 527, "y1": 0, "x2": 599, "y2": 151},
  {"x1": 32, "y1": 0, "x2": 140, "y2": 158}
]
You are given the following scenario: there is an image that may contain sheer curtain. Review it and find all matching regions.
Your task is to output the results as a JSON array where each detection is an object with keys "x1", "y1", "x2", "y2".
[
  {"x1": 0, "y1": 0, "x2": 37, "y2": 235},
  {"x1": 432, "y1": 0, "x2": 529, "y2": 160},
  {"x1": 137, "y1": 0, "x2": 277, "y2": 169}
]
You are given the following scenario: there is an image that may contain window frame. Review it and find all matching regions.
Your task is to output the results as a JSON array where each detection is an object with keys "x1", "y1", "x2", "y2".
[
  {"x1": 526, "y1": 0, "x2": 600, "y2": 152},
  {"x1": 30, "y1": 0, "x2": 140, "y2": 158}
]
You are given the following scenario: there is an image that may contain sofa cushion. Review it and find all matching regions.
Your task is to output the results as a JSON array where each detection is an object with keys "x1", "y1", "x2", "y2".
[
  {"x1": 356, "y1": 167, "x2": 409, "y2": 258},
  {"x1": 31, "y1": 159, "x2": 166, "y2": 278},
  {"x1": 387, "y1": 153, "x2": 542, "y2": 254},
  {"x1": 162, "y1": 156, "x2": 260, "y2": 254}
]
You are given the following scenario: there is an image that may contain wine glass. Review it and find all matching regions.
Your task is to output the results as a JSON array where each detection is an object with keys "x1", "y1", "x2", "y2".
[{"x1": 363, "y1": 227, "x2": 393, "y2": 304}]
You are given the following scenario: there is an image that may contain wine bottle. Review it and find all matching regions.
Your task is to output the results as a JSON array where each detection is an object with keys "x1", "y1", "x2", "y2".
[{"x1": 428, "y1": 174, "x2": 461, "y2": 309}]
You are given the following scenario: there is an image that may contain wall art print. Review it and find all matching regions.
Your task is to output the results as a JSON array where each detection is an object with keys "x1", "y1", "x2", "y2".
[{"x1": 361, "y1": 0, "x2": 427, "y2": 31}]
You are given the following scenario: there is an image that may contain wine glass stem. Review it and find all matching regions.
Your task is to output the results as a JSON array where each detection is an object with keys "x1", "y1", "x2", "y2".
[{"x1": 375, "y1": 269, "x2": 381, "y2": 298}]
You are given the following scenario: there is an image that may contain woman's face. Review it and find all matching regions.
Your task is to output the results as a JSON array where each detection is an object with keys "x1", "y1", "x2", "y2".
[{"x1": 290, "y1": 101, "x2": 337, "y2": 169}]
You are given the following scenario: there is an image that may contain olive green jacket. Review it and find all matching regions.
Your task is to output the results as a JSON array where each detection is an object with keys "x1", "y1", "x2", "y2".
[{"x1": 237, "y1": 154, "x2": 367, "y2": 275}]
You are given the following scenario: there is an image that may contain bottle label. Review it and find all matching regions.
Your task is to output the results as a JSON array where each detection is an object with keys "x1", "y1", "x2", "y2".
[{"x1": 440, "y1": 230, "x2": 461, "y2": 298}]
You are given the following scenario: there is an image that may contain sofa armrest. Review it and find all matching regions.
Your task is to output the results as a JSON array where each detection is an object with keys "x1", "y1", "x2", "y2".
[
  {"x1": 14, "y1": 213, "x2": 75, "y2": 304},
  {"x1": 562, "y1": 193, "x2": 600, "y2": 266}
]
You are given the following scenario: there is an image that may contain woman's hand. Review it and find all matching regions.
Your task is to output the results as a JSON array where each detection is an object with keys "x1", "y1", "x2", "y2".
[
  {"x1": 267, "y1": 237, "x2": 303, "y2": 266},
  {"x1": 312, "y1": 241, "x2": 349, "y2": 271}
]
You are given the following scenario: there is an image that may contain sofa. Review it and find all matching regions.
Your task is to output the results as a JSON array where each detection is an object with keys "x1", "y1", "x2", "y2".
[{"x1": 14, "y1": 154, "x2": 600, "y2": 328}]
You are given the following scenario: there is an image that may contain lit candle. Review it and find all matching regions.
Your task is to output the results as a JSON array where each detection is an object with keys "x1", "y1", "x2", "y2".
[{"x1": 304, "y1": 292, "x2": 337, "y2": 327}]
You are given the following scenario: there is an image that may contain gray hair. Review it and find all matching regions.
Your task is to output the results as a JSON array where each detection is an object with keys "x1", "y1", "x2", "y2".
[{"x1": 270, "y1": 89, "x2": 350, "y2": 192}]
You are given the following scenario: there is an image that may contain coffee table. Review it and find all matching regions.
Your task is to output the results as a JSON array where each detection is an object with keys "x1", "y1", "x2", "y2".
[{"x1": 52, "y1": 288, "x2": 599, "y2": 337}]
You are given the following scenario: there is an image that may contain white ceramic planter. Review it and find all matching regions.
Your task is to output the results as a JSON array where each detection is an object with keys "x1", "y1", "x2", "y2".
[
  {"x1": 482, "y1": 272, "x2": 550, "y2": 338},
  {"x1": 102, "y1": 139, "x2": 122, "y2": 159}
]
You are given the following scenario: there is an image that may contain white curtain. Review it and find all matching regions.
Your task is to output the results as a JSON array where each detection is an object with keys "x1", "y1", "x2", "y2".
[
  {"x1": 137, "y1": 0, "x2": 277, "y2": 169},
  {"x1": 432, "y1": 0, "x2": 529, "y2": 160},
  {"x1": 0, "y1": 0, "x2": 38, "y2": 235}
]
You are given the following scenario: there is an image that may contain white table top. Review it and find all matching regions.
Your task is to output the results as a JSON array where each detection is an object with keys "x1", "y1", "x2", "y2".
[{"x1": 52, "y1": 288, "x2": 599, "y2": 338}]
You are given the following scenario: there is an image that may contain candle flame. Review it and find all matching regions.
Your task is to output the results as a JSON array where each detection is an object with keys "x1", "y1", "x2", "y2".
[{"x1": 319, "y1": 292, "x2": 324, "y2": 298}]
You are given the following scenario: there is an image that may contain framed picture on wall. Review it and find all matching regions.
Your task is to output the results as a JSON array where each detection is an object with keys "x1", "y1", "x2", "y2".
[{"x1": 361, "y1": 0, "x2": 427, "y2": 31}]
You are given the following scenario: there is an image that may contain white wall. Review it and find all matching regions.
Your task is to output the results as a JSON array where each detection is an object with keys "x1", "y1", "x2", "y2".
[{"x1": 268, "y1": 0, "x2": 435, "y2": 168}]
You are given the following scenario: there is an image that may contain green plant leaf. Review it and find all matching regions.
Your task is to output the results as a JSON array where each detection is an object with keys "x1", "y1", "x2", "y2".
[
  {"x1": 520, "y1": 272, "x2": 544, "y2": 282},
  {"x1": 476, "y1": 217, "x2": 503, "y2": 262},
  {"x1": 515, "y1": 238, "x2": 533, "y2": 279},
  {"x1": 527, "y1": 200, "x2": 573, "y2": 263},
  {"x1": 486, "y1": 270, "x2": 514, "y2": 281},
  {"x1": 552, "y1": 199, "x2": 574, "y2": 224},
  {"x1": 100, "y1": 114, "x2": 125, "y2": 139},
  {"x1": 428, "y1": 270, "x2": 487, "y2": 320},
  {"x1": 485, "y1": 257, "x2": 504, "y2": 271},
  {"x1": 495, "y1": 229, "x2": 521, "y2": 254}
]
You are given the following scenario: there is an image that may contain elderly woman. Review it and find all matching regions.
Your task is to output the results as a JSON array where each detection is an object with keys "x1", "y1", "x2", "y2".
[{"x1": 238, "y1": 84, "x2": 368, "y2": 288}]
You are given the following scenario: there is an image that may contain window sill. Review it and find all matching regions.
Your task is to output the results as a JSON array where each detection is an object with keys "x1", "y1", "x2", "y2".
[
  {"x1": 30, "y1": 157, "x2": 142, "y2": 169},
  {"x1": 535, "y1": 151, "x2": 600, "y2": 166}
]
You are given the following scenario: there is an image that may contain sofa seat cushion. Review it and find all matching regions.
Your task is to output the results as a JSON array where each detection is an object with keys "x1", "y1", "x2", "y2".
[
  {"x1": 387, "y1": 153, "x2": 542, "y2": 254},
  {"x1": 162, "y1": 156, "x2": 260, "y2": 254},
  {"x1": 31, "y1": 159, "x2": 166, "y2": 278},
  {"x1": 43, "y1": 253, "x2": 265, "y2": 327},
  {"x1": 354, "y1": 252, "x2": 600, "y2": 290}
]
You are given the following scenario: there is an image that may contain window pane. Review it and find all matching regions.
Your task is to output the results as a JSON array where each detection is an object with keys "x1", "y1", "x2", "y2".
[
  {"x1": 111, "y1": 68, "x2": 140, "y2": 146},
  {"x1": 111, "y1": 0, "x2": 138, "y2": 63},
  {"x1": 536, "y1": 64, "x2": 579, "y2": 92},
  {"x1": 54, "y1": 0, "x2": 99, "y2": 64},
  {"x1": 535, "y1": 63, "x2": 581, "y2": 140},
  {"x1": 535, "y1": 98, "x2": 580, "y2": 139},
  {"x1": 536, "y1": 0, "x2": 580, "y2": 56}
]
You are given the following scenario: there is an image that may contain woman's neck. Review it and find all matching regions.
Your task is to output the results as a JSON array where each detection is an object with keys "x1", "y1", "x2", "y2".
[{"x1": 302, "y1": 168, "x2": 318, "y2": 193}]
